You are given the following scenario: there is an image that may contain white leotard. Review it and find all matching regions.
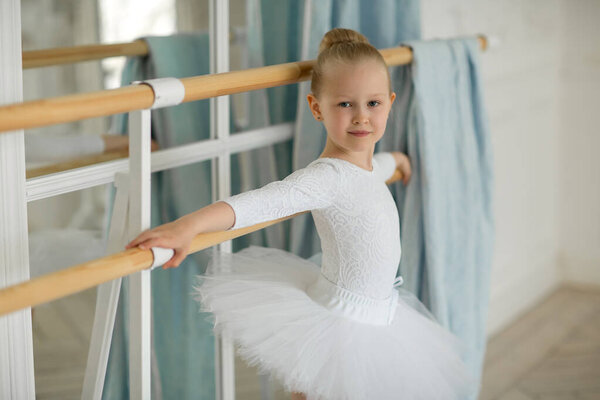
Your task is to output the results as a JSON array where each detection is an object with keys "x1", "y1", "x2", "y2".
[{"x1": 223, "y1": 152, "x2": 400, "y2": 300}]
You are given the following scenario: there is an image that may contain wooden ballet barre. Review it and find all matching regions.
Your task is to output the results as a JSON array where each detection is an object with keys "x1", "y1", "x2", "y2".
[
  {"x1": 0, "y1": 36, "x2": 489, "y2": 135},
  {"x1": 26, "y1": 150, "x2": 129, "y2": 179},
  {"x1": 0, "y1": 170, "x2": 404, "y2": 316},
  {"x1": 22, "y1": 30, "x2": 247, "y2": 69},
  {"x1": 22, "y1": 40, "x2": 149, "y2": 69}
]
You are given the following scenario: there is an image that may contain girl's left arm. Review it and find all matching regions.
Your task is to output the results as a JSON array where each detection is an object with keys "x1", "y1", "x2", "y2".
[{"x1": 390, "y1": 151, "x2": 412, "y2": 185}]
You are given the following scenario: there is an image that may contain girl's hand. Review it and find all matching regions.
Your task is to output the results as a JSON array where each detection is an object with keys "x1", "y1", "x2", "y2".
[
  {"x1": 396, "y1": 152, "x2": 412, "y2": 185},
  {"x1": 126, "y1": 218, "x2": 195, "y2": 269}
]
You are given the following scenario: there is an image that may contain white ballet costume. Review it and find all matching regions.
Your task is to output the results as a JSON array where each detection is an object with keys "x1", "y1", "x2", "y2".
[{"x1": 195, "y1": 152, "x2": 476, "y2": 400}]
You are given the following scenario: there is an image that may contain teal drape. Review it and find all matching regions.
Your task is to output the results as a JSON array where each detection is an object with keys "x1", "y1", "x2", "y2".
[{"x1": 386, "y1": 38, "x2": 495, "y2": 399}]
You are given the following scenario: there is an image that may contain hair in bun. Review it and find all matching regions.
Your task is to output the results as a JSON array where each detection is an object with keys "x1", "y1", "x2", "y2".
[
  {"x1": 311, "y1": 28, "x2": 390, "y2": 97},
  {"x1": 318, "y1": 28, "x2": 370, "y2": 53}
]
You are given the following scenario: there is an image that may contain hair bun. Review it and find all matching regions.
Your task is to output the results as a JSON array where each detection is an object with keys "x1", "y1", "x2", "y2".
[
  {"x1": 318, "y1": 28, "x2": 370, "y2": 54},
  {"x1": 311, "y1": 28, "x2": 389, "y2": 97}
]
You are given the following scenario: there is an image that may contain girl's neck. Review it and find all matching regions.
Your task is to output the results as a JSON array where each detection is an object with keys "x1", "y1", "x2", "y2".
[{"x1": 319, "y1": 141, "x2": 375, "y2": 171}]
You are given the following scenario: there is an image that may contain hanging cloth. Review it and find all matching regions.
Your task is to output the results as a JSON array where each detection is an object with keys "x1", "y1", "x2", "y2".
[{"x1": 389, "y1": 37, "x2": 495, "y2": 399}]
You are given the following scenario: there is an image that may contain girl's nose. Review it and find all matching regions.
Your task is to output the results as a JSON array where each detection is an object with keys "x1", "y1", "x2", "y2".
[{"x1": 352, "y1": 109, "x2": 369, "y2": 125}]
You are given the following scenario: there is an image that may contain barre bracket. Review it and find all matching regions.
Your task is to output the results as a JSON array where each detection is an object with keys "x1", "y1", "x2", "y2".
[
  {"x1": 133, "y1": 77, "x2": 185, "y2": 109},
  {"x1": 150, "y1": 247, "x2": 176, "y2": 270}
]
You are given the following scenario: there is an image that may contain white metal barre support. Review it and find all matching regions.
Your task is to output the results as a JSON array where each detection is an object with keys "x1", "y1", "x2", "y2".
[
  {"x1": 210, "y1": 1, "x2": 235, "y2": 399},
  {"x1": 128, "y1": 108, "x2": 152, "y2": 400},
  {"x1": 82, "y1": 172, "x2": 130, "y2": 400},
  {"x1": 127, "y1": 78, "x2": 184, "y2": 399}
]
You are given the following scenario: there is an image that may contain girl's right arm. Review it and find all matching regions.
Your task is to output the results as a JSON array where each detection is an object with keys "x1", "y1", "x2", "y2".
[
  {"x1": 125, "y1": 201, "x2": 235, "y2": 269},
  {"x1": 127, "y1": 160, "x2": 340, "y2": 269}
]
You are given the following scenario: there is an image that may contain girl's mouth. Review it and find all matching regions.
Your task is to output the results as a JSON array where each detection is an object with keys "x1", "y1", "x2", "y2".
[{"x1": 348, "y1": 130, "x2": 370, "y2": 137}]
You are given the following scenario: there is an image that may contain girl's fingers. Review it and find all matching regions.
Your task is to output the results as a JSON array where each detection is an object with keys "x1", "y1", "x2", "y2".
[
  {"x1": 169, "y1": 253, "x2": 185, "y2": 268},
  {"x1": 163, "y1": 250, "x2": 187, "y2": 269},
  {"x1": 400, "y1": 169, "x2": 411, "y2": 185},
  {"x1": 126, "y1": 230, "x2": 155, "y2": 248},
  {"x1": 138, "y1": 237, "x2": 174, "y2": 250},
  {"x1": 127, "y1": 235, "x2": 166, "y2": 251}
]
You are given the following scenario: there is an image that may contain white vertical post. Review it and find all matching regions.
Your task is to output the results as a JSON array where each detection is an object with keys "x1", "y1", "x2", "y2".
[
  {"x1": 128, "y1": 109, "x2": 153, "y2": 399},
  {"x1": 209, "y1": 1, "x2": 235, "y2": 399},
  {"x1": 0, "y1": 1, "x2": 36, "y2": 399}
]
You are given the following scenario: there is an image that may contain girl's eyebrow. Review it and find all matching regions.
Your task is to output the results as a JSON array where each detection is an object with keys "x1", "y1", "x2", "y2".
[{"x1": 333, "y1": 93, "x2": 387, "y2": 98}]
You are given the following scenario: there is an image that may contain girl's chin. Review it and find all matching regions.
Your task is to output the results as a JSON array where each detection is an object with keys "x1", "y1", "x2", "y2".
[{"x1": 343, "y1": 144, "x2": 374, "y2": 154}]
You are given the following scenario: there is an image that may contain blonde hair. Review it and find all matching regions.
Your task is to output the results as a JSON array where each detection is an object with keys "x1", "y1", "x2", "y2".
[{"x1": 311, "y1": 28, "x2": 391, "y2": 97}]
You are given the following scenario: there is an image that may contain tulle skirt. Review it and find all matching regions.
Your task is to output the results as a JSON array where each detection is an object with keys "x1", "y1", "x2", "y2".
[{"x1": 194, "y1": 246, "x2": 476, "y2": 400}]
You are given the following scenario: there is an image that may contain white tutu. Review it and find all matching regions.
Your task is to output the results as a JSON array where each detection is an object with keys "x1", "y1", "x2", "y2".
[{"x1": 195, "y1": 246, "x2": 476, "y2": 400}]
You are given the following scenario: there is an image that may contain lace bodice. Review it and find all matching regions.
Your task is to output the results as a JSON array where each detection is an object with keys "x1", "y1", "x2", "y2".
[{"x1": 223, "y1": 152, "x2": 401, "y2": 300}]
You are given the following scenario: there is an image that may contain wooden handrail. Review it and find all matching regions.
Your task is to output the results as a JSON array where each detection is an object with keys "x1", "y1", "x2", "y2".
[
  {"x1": 0, "y1": 170, "x2": 404, "y2": 316},
  {"x1": 22, "y1": 29, "x2": 245, "y2": 69},
  {"x1": 22, "y1": 40, "x2": 149, "y2": 69},
  {"x1": 1, "y1": 36, "x2": 488, "y2": 135},
  {"x1": 26, "y1": 150, "x2": 129, "y2": 179}
]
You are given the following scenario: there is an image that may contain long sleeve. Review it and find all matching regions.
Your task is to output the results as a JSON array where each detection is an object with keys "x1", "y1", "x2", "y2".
[
  {"x1": 223, "y1": 160, "x2": 341, "y2": 230},
  {"x1": 373, "y1": 152, "x2": 397, "y2": 182}
]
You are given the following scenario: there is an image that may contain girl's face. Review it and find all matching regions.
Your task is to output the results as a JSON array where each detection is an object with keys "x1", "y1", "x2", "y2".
[{"x1": 307, "y1": 59, "x2": 396, "y2": 156}]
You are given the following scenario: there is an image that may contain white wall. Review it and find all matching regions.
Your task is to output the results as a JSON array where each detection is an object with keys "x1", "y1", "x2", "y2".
[
  {"x1": 422, "y1": 0, "x2": 600, "y2": 336},
  {"x1": 559, "y1": 1, "x2": 600, "y2": 286}
]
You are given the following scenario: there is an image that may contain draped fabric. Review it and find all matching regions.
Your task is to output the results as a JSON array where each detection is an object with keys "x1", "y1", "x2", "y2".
[{"x1": 385, "y1": 38, "x2": 495, "y2": 399}]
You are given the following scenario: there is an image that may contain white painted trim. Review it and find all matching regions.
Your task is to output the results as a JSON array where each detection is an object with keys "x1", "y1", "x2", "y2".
[
  {"x1": 0, "y1": 1, "x2": 35, "y2": 398},
  {"x1": 210, "y1": 1, "x2": 235, "y2": 399},
  {"x1": 25, "y1": 123, "x2": 293, "y2": 202},
  {"x1": 127, "y1": 109, "x2": 153, "y2": 399}
]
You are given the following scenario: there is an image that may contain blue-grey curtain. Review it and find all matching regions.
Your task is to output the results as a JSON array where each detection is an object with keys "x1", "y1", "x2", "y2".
[{"x1": 385, "y1": 38, "x2": 494, "y2": 399}]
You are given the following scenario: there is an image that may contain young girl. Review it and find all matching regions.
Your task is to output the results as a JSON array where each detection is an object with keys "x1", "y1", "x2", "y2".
[{"x1": 127, "y1": 28, "x2": 474, "y2": 400}]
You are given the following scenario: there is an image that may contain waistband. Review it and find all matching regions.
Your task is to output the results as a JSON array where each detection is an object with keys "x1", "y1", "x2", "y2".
[{"x1": 306, "y1": 274, "x2": 399, "y2": 326}]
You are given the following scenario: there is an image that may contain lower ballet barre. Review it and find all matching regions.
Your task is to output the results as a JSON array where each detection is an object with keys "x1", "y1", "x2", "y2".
[{"x1": 0, "y1": 170, "x2": 405, "y2": 316}]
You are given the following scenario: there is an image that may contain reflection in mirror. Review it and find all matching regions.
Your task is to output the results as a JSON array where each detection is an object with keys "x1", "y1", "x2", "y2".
[
  {"x1": 23, "y1": 0, "x2": 177, "y2": 397},
  {"x1": 24, "y1": 0, "x2": 295, "y2": 398},
  {"x1": 22, "y1": 0, "x2": 176, "y2": 177}
]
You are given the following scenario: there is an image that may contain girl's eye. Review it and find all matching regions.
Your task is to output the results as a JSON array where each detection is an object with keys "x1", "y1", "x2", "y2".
[
  {"x1": 338, "y1": 102, "x2": 351, "y2": 108},
  {"x1": 368, "y1": 100, "x2": 380, "y2": 107}
]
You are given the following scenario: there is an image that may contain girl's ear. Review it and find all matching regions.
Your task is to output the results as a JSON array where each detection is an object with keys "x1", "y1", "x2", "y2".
[
  {"x1": 306, "y1": 94, "x2": 322, "y2": 121},
  {"x1": 389, "y1": 92, "x2": 397, "y2": 105}
]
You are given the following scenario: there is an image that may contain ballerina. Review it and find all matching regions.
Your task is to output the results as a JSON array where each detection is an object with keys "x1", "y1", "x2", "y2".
[{"x1": 127, "y1": 27, "x2": 475, "y2": 400}]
